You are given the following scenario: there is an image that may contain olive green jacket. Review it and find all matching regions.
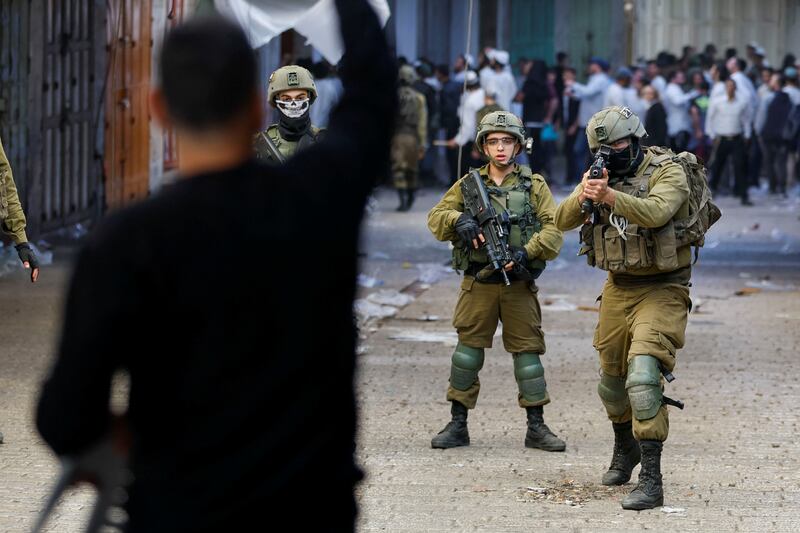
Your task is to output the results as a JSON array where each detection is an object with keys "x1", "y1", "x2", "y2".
[
  {"x1": 255, "y1": 124, "x2": 324, "y2": 161},
  {"x1": 0, "y1": 137, "x2": 29, "y2": 244},
  {"x1": 554, "y1": 148, "x2": 691, "y2": 273},
  {"x1": 428, "y1": 164, "x2": 563, "y2": 261}
]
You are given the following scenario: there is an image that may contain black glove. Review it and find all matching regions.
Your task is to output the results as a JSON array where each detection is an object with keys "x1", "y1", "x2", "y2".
[
  {"x1": 455, "y1": 213, "x2": 482, "y2": 246},
  {"x1": 16, "y1": 242, "x2": 39, "y2": 281},
  {"x1": 509, "y1": 245, "x2": 528, "y2": 267}
]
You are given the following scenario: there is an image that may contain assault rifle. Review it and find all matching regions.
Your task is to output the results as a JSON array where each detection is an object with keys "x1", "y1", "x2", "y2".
[
  {"x1": 257, "y1": 132, "x2": 286, "y2": 164},
  {"x1": 32, "y1": 436, "x2": 130, "y2": 533},
  {"x1": 460, "y1": 170, "x2": 531, "y2": 285},
  {"x1": 581, "y1": 145, "x2": 612, "y2": 221}
]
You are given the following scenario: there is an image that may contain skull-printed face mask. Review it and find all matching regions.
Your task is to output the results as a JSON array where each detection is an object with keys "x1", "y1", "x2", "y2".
[{"x1": 276, "y1": 97, "x2": 310, "y2": 119}]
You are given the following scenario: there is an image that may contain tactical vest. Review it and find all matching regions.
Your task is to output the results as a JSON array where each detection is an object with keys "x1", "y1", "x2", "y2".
[
  {"x1": 257, "y1": 124, "x2": 324, "y2": 161},
  {"x1": 453, "y1": 169, "x2": 547, "y2": 274},
  {"x1": 579, "y1": 151, "x2": 682, "y2": 273}
]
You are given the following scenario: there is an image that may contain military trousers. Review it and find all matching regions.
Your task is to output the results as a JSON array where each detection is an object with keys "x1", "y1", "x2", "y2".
[
  {"x1": 390, "y1": 132, "x2": 419, "y2": 190},
  {"x1": 446, "y1": 276, "x2": 550, "y2": 409},
  {"x1": 593, "y1": 278, "x2": 691, "y2": 441}
]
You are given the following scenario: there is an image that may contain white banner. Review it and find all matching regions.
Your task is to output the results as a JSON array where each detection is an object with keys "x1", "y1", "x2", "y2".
[{"x1": 214, "y1": 0, "x2": 391, "y2": 64}]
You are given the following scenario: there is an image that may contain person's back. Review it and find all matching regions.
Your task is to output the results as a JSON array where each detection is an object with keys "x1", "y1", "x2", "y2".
[{"x1": 36, "y1": 2, "x2": 395, "y2": 531}]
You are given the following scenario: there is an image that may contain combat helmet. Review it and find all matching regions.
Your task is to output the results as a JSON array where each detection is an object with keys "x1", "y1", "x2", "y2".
[
  {"x1": 267, "y1": 65, "x2": 317, "y2": 107},
  {"x1": 398, "y1": 65, "x2": 419, "y2": 85},
  {"x1": 475, "y1": 111, "x2": 526, "y2": 156},
  {"x1": 586, "y1": 106, "x2": 647, "y2": 151}
]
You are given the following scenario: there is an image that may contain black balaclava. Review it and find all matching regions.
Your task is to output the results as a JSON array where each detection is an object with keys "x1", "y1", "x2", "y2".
[
  {"x1": 278, "y1": 112, "x2": 311, "y2": 141},
  {"x1": 607, "y1": 137, "x2": 644, "y2": 178}
]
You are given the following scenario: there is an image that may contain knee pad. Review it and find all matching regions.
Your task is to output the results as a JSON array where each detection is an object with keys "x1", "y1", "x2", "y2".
[
  {"x1": 513, "y1": 352, "x2": 547, "y2": 403},
  {"x1": 625, "y1": 355, "x2": 662, "y2": 421},
  {"x1": 598, "y1": 372, "x2": 629, "y2": 417},
  {"x1": 450, "y1": 343, "x2": 484, "y2": 391}
]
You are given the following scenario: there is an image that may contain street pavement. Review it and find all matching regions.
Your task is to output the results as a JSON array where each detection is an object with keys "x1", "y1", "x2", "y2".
[
  {"x1": 0, "y1": 184, "x2": 798, "y2": 531},
  {"x1": 354, "y1": 185, "x2": 800, "y2": 532}
]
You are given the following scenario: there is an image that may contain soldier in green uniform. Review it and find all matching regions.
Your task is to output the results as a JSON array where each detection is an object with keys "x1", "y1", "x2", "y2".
[
  {"x1": 427, "y1": 111, "x2": 565, "y2": 452},
  {"x1": 392, "y1": 65, "x2": 427, "y2": 212},
  {"x1": 0, "y1": 134, "x2": 40, "y2": 444},
  {"x1": 554, "y1": 106, "x2": 694, "y2": 510},
  {"x1": 255, "y1": 65, "x2": 324, "y2": 162}
]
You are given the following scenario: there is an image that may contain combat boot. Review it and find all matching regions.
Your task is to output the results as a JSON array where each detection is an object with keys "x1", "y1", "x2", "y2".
[
  {"x1": 621, "y1": 440, "x2": 664, "y2": 510},
  {"x1": 405, "y1": 189, "x2": 416, "y2": 211},
  {"x1": 524, "y1": 406, "x2": 566, "y2": 451},
  {"x1": 602, "y1": 421, "x2": 641, "y2": 485},
  {"x1": 431, "y1": 401, "x2": 469, "y2": 449},
  {"x1": 396, "y1": 189, "x2": 408, "y2": 212}
]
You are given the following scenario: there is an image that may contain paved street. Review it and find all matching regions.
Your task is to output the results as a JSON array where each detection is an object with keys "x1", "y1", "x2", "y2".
[
  {"x1": 354, "y1": 186, "x2": 800, "y2": 532},
  {"x1": 0, "y1": 185, "x2": 799, "y2": 531}
]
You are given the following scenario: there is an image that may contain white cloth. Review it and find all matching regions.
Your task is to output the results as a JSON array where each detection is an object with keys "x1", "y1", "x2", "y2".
[
  {"x1": 706, "y1": 96, "x2": 752, "y2": 139},
  {"x1": 214, "y1": 0, "x2": 391, "y2": 63},
  {"x1": 491, "y1": 70, "x2": 517, "y2": 112},
  {"x1": 570, "y1": 72, "x2": 612, "y2": 126},
  {"x1": 453, "y1": 88, "x2": 486, "y2": 146},
  {"x1": 651, "y1": 75, "x2": 667, "y2": 96},
  {"x1": 663, "y1": 83, "x2": 698, "y2": 136},
  {"x1": 479, "y1": 66, "x2": 495, "y2": 89},
  {"x1": 783, "y1": 85, "x2": 800, "y2": 106},
  {"x1": 604, "y1": 83, "x2": 639, "y2": 111},
  {"x1": 309, "y1": 77, "x2": 343, "y2": 128},
  {"x1": 754, "y1": 91, "x2": 775, "y2": 135},
  {"x1": 731, "y1": 71, "x2": 758, "y2": 115}
]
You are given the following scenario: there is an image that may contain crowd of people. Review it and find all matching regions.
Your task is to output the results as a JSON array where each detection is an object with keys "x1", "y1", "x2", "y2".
[{"x1": 381, "y1": 42, "x2": 800, "y2": 207}]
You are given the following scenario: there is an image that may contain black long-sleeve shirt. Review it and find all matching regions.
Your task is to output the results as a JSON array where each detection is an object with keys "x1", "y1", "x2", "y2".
[{"x1": 35, "y1": 1, "x2": 396, "y2": 530}]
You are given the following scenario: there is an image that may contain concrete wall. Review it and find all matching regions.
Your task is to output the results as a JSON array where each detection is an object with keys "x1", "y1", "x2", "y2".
[{"x1": 633, "y1": 0, "x2": 796, "y2": 66}]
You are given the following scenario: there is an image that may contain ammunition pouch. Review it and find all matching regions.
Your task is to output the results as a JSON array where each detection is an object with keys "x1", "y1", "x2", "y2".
[{"x1": 579, "y1": 219, "x2": 679, "y2": 274}]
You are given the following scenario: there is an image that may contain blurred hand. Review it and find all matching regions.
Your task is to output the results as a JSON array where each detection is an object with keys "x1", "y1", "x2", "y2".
[{"x1": 15, "y1": 242, "x2": 40, "y2": 283}]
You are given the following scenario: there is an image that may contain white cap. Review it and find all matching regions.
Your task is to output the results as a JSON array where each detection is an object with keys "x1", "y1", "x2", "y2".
[
  {"x1": 465, "y1": 70, "x2": 480, "y2": 86},
  {"x1": 493, "y1": 50, "x2": 510, "y2": 66}
]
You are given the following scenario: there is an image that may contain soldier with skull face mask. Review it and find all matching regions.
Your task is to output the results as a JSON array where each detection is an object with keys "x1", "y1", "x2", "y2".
[{"x1": 255, "y1": 65, "x2": 324, "y2": 162}]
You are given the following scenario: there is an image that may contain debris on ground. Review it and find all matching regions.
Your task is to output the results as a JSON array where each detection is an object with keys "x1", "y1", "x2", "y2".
[
  {"x1": 366, "y1": 289, "x2": 415, "y2": 307},
  {"x1": 354, "y1": 299, "x2": 397, "y2": 320},
  {"x1": 541, "y1": 298, "x2": 578, "y2": 312},
  {"x1": 518, "y1": 479, "x2": 628, "y2": 507},
  {"x1": 357, "y1": 273, "x2": 384, "y2": 288},
  {"x1": 386, "y1": 328, "x2": 458, "y2": 346},
  {"x1": 416, "y1": 263, "x2": 454, "y2": 284},
  {"x1": 661, "y1": 506, "x2": 687, "y2": 515},
  {"x1": 744, "y1": 279, "x2": 797, "y2": 292}
]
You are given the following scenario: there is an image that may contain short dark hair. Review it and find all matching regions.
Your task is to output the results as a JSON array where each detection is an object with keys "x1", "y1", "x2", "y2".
[{"x1": 159, "y1": 16, "x2": 257, "y2": 130}]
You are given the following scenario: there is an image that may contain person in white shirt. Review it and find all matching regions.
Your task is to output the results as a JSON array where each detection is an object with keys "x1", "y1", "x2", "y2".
[
  {"x1": 604, "y1": 67, "x2": 639, "y2": 110},
  {"x1": 487, "y1": 50, "x2": 517, "y2": 112},
  {"x1": 446, "y1": 71, "x2": 485, "y2": 176},
  {"x1": 646, "y1": 60, "x2": 667, "y2": 96},
  {"x1": 565, "y1": 57, "x2": 612, "y2": 168},
  {"x1": 706, "y1": 79, "x2": 753, "y2": 205},
  {"x1": 783, "y1": 67, "x2": 800, "y2": 105},
  {"x1": 479, "y1": 48, "x2": 497, "y2": 89},
  {"x1": 726, "y1": 57, "x2": 758, "y2": 115},
  {"x1": 663, "y1": 70, "x2": 699, "y2": 152}
]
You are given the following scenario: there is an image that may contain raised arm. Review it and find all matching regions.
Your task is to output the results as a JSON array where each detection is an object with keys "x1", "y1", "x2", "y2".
[{"x1": 290, "y1": 0, "x2": 397, "y2": 200}]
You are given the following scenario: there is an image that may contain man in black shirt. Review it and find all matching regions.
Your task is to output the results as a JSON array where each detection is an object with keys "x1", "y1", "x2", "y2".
[{"x1": 35, "y1": 1, "x2": 395, "y2": 531}]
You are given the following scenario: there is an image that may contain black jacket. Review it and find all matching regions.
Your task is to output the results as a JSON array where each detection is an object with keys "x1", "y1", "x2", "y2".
[
  {"x1": 643, "y1": 102, "x2": 668, "y2": 147},
  {"x1": 35, "y1": 0, "x2": 396, "y2": 531}
]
